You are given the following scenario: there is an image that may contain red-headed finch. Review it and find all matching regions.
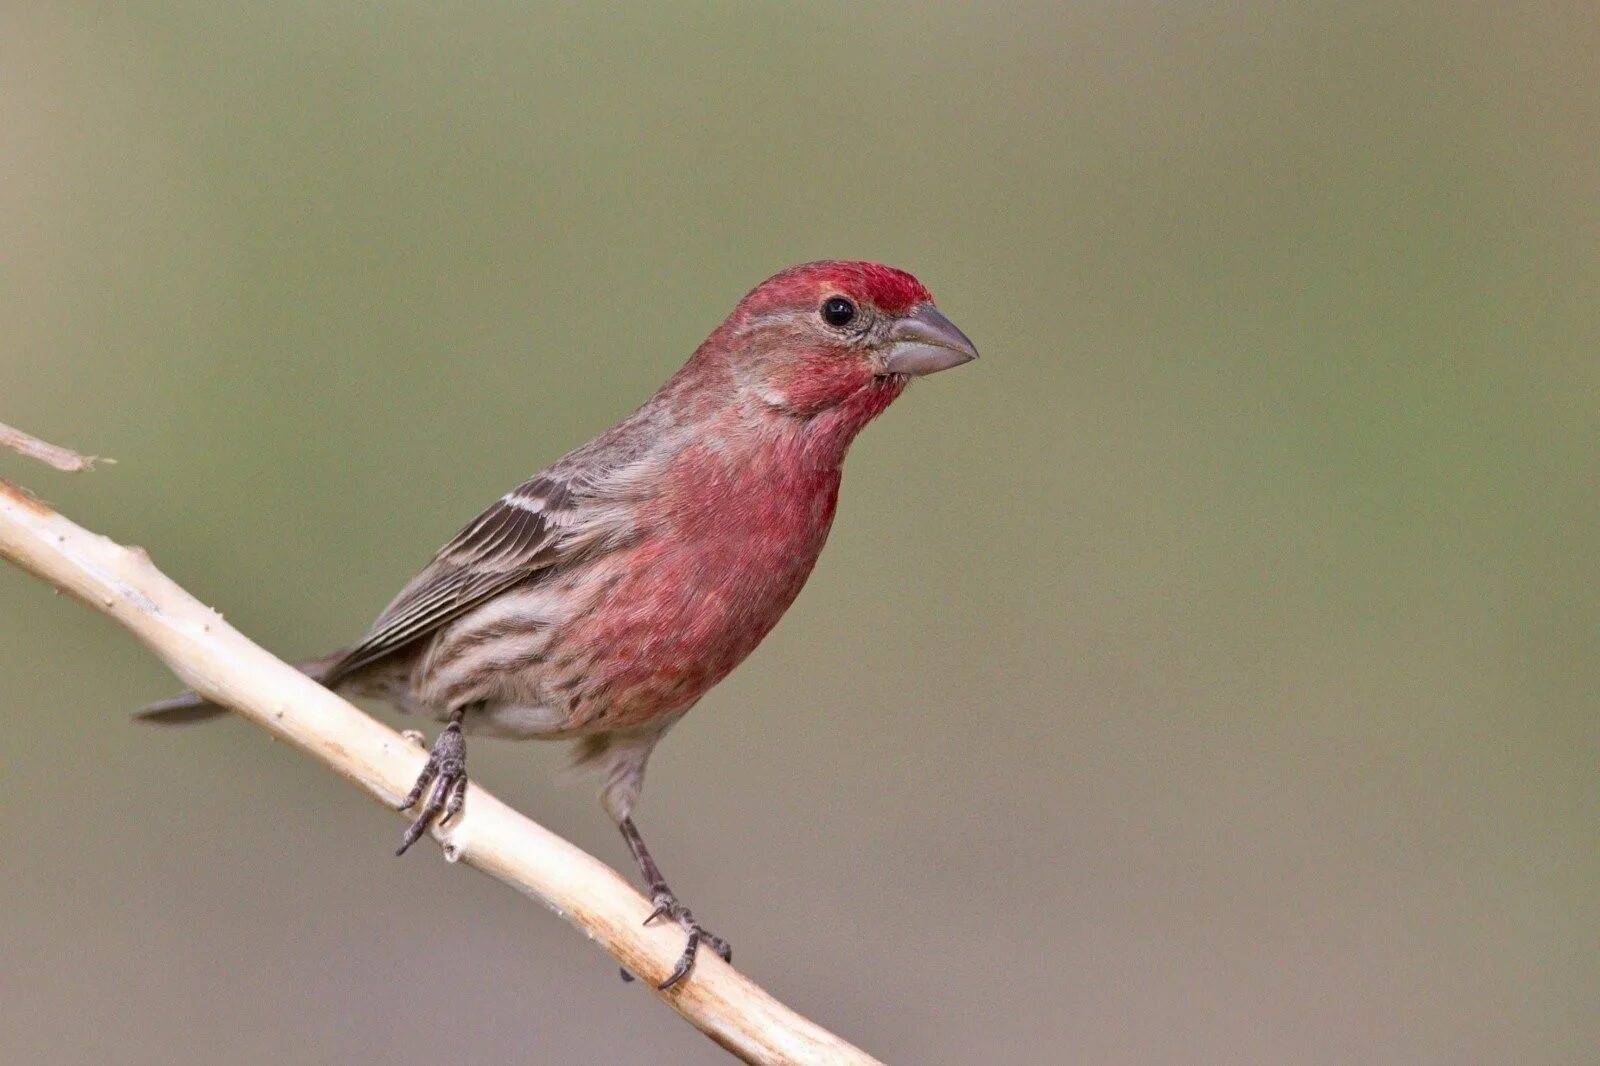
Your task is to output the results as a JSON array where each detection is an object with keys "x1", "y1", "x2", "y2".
[{"x1": 142, "y1": 260, "x2": 978, "y2": 986}]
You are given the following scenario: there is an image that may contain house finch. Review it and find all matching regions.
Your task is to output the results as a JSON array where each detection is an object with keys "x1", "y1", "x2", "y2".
[{"x1": 141, "y1": 260, "x2": 977, "y2": 987}]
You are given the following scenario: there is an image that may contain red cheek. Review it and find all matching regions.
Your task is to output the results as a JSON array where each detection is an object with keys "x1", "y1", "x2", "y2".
[{"x1": 775, "y1": 356, "x2": 875, "y2": 414}]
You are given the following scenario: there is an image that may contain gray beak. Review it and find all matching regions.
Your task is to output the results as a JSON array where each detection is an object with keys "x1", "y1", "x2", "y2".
[{"x1": 880, "y1": 303, "x2": 979, "y2": 377}]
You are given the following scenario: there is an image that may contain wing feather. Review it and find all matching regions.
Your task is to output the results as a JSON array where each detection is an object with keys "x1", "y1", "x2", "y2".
[
  {"x1": 326, "y1": 475, "x2": 574, "y2": 681},
  {"x1": 323, "y1": 398, "x2": 681, "y2": 687}
]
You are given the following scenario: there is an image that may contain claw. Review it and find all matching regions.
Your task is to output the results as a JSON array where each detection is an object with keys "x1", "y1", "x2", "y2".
[
  {"x1": 395, "y1": 810, "x2": 434, "y2": 856},
  {"x1": 658, "y1": 928, "x2": 700, "y2": 990}
]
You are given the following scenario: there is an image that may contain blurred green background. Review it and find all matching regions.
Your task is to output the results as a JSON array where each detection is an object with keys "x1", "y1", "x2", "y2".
[{"x1": 3, "y1": 4, "x2": 1595, "y2": 1063}]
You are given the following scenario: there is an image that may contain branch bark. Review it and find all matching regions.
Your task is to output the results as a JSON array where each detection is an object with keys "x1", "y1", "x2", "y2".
[
  {"x1": 0, "y1": 420, "x2": 105, "y2": 471},
  {"x1": 0, "y1": 468, "x2": 883, "y2": 1066}
]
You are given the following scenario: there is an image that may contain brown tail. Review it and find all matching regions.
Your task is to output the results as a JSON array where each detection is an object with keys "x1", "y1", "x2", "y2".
[{"x1": 135, "y1": 650, "x2": 348, "y2": 725}]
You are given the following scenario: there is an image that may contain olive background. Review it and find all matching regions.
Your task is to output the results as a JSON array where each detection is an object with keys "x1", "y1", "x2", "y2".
[{"x1": 3, "y1": 4, "x2": 1595, "y2": 1064}]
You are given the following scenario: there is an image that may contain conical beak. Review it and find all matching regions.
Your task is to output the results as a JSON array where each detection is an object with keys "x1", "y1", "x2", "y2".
[{"x1": 880, "y1": 303, "x2": 980, "y2": 377}]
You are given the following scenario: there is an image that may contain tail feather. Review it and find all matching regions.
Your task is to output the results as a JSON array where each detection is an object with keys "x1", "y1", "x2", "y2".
[
  {"x1": 136, "y1": 650, "x2": 348, "y2": 725},
  {"x1": 136, "y1": 690, "x2": 230, "y2": 724}
]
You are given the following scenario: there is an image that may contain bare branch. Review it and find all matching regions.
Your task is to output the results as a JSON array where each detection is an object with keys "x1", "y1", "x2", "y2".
[
  {"x1": 0, "y1": 475, "x2": 883, "y2": 1066},
  {"x1": 0, "y1": 421, "x2": 108, "y2": 472}
]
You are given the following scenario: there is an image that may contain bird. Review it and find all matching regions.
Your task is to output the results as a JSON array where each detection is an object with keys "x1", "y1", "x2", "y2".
[{"x1": 139, "y1": 260, "x2": 978, "y2": 988}]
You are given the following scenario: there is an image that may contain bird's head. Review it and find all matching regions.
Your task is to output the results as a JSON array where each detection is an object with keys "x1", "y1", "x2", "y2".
[{"x1": 704, "y1": 260, "x2": 979, "y2": 421}]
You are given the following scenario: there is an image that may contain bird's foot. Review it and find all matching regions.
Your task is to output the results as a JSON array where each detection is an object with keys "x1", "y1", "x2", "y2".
[
  {"x1": 394, "y1": 721, "x2": 467, "y2": 856},
  {"x1": 636, "y1": 887, "x2": 731, "y2": 989}
]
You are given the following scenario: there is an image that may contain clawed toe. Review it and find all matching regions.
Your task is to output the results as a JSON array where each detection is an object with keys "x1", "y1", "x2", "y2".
[
  {"x1": 395, "y1": 722, "x2": 467, "y2": 856},
  {"x1": 643, "y1": 891, "x2": 730, "y2": 989},
  {"x1": 615, "y1": 815, "x2": 729, "y2": 989}
]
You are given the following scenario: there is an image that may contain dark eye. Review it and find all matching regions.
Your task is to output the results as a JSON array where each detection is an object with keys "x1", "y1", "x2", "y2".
[{"x1": 820, "y1": 296, "x2": 857, "y2": 328}]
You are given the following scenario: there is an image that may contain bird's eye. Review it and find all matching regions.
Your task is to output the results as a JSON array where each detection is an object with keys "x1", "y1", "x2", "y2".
[{"x1": 820, "y1": 296, "x2": 857, "y2": 328}]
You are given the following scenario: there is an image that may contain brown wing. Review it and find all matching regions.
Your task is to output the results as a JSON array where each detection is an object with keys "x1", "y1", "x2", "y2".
[{"x1": 325, "y1": 475, "x2": 575, "y2": 682}]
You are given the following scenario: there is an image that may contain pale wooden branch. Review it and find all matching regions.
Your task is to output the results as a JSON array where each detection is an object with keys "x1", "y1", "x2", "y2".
[
  {"x1": 0, "y1": 420, "x2": 107, "y2": 471},
  {"x1": 0, "y1": 472, "x2": 883, "y2": 1066}
]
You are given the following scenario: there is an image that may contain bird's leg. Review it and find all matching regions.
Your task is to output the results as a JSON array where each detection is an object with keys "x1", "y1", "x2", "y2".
[
  {"x1": 394, "y1": 703, "x2": 473, "y2": 856},
  {"x1": 617, "y1": 815, "x2": 731, "y2": 989}
]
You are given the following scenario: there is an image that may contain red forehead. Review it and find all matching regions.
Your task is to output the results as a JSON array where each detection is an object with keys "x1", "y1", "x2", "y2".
[{"x1": 743, "y1": 260, "x2": 933, "y2": 316}]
